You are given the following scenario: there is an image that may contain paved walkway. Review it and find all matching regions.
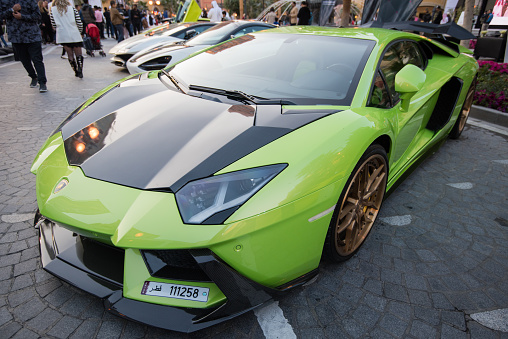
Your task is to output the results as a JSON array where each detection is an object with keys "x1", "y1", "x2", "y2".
[{"x1": 0, "y1": 39, "x2": 507, "y2": 338}]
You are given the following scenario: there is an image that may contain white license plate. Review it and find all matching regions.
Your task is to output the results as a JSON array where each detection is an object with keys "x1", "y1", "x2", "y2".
[{"x1": 141, "y1": 281, "x2": 209, "y2": 302}]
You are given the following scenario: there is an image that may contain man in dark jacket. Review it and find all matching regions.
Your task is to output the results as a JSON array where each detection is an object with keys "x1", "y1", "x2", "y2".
[
  {"x1": 297, "y1": 1, "x2": 311, "y2": 25},
  {"x1": 130, "y1": 4, "x2": 141, "y2": 35},
  {"x1": 80, "y1": 0, "x2": 95, "y2": 33},
  {"x1": 0, "y1": 0, "x2": 47, "y2": 92}
]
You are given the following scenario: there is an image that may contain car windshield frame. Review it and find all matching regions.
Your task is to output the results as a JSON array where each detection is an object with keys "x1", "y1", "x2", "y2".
[{"x1": 168, "y1": 33, "x2": 376, "y2": 106}]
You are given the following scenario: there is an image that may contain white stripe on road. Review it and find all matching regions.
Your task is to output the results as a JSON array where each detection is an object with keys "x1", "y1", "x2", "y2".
[
  {"x1": 254, "y1": 301, "x2": 296, "y2": 339},
  {"x1": 446, "y1": 182, "x2": 473, "y2": 189},
  {"x1": 471, "y1": 308, "x2": 508, "y2": 332},
  {"x1": 380, "y1": 215, "x2": 412, "y2": 226}
]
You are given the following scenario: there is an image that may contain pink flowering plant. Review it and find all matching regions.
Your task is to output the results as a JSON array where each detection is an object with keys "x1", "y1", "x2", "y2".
[{"x1": 473, "y1": 61, "x2": 508, "y2": 113}]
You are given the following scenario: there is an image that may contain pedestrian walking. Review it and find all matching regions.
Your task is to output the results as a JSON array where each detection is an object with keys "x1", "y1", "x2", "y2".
[
  {"x1": 38, "y1": 1, "x2": 53, "y2": 43},
  {"x1": 110, "y1": 1, "x2": 123, "y2": 42},
  {"x1": 94, "y1": 6, "x2": 104, "y2": 38},
  {"x1": 131, "y1": 4, "x2": 141, "y2": 35},
  {"x1": 79, "y1": 0, "x2": 94, "y2": 33},
  {"x1": 0, "y1": 0, "x2": 48, "y2": 92},
  {"x1": 50, "y1": 0, "x2": 84, "y2": 78}
]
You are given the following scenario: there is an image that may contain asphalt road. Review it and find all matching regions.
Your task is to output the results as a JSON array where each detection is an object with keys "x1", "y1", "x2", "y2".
[{"x1": 0, "y1": 39, "x2": 507, "y2": 339}]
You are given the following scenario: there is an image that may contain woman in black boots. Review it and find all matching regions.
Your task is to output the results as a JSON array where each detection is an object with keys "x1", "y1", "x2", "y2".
[{"x1": 49, "y1": 0, "x2": 84, "y2": 78}]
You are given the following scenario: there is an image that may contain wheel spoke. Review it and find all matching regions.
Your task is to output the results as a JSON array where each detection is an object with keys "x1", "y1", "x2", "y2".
[
  {"x1": 364, "y1": 172, "x2": 386, "y2": 199},
  {"x1": 338, "y1": 210, "x2": 355, "y2": 234},
  {"x1": 339, "y1": 203, "x2": 355, "y2": 220},
  {"x1": 366, "y1": 164, "x2": 384, "y2": 192}
]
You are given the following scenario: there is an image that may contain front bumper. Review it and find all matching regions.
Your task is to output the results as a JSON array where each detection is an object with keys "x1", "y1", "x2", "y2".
[
  {"x1": 110, "y1": 54, "x2": 133, "y2": 67},
  {"x1": 38, "y1": 218, "x2": 316, "y2": 332}
]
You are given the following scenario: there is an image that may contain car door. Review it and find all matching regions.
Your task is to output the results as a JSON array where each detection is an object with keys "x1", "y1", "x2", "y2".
[{"x1": 368, "y1": 40, "x2": 430, "y2": 172}]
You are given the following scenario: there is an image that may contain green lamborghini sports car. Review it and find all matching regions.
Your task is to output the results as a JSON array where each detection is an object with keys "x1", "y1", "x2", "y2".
[{"x1": 32, "y1": 25, "x2": 477, "y2": 332}]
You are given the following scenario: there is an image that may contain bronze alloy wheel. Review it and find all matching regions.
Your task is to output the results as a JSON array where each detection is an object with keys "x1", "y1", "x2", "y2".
[
  {"x1": 450, "y1": 77, "x2": 477, "y2": 139},
  {"x1": 333, "y1": 148, "x2": 388, "y2": 258}
]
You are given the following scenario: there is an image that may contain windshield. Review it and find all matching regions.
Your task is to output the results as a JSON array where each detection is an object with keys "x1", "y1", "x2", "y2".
[
  {"x1": 186, "y1": 22, "x2": 241, "y2": 46},
  {"x1": 170, "y1": 33, "x2": 375, "y2": 105},
  {"x1": 149, "y1": 23, "x2": 191, "y2": 37}
]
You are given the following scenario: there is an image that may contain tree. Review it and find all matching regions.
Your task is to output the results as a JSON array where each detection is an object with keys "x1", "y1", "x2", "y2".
[
  {"x1": 341, "y1": 0, "x2": 351, "y2": 27},
  {"x1": 460, "y1": 0, "x2": 474, "y2": 48}
]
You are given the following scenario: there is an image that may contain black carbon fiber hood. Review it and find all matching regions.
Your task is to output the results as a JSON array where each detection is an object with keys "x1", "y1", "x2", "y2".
[{"x1": 62, "y1": 75, "x2": 334, "y2": 191}]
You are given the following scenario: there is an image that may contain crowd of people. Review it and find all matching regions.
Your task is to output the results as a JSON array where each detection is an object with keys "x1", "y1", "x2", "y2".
[{"x1": 0, "y1": 0, "x2": 164, "y2": 93}]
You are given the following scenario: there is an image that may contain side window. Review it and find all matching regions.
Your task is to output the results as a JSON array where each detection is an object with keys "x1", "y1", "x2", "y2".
[
  {"x1": 369, "y1": 71, "x2": 391, "y2": 108},
  {"x1": 193, "y1": 25, "x2": 212, "y2": 34},
  {"x1": 232, "y1": 26, "x2": 269, "y2": 38},
  {"x1": 378, "y1": 40, "x2": 426, "y2": 105},
  {"x1": 400, "y1": 41, "x2": 424, "y2": 69},
  {"x1": 380, "y1": 43, "x2": 404, "y2": 103}
]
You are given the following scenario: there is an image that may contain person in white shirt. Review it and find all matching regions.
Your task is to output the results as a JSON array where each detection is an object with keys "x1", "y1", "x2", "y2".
[
  {"x1": 207, "y1": 1, "x2": 222, "y2": 22},
  {"x1": 50, "y1": 0, "x2": 84, "y2": 77}
]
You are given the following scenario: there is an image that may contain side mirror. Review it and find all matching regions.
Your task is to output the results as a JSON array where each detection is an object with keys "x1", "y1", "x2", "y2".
[
  {"x1": 395, "y1": 64, "x2": 426, "y2": 112},
  {"x1": 184, "y1": 29, "x2": 197, "y2": 40}
]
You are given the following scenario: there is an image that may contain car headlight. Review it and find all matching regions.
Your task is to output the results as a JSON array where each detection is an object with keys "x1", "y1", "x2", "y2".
[
  {"x1": 139, "y1": 56, "x2": 172, "y2": 71},
  {"x1": 175, "y1": 164, "x2": 287, "y2": 224}
]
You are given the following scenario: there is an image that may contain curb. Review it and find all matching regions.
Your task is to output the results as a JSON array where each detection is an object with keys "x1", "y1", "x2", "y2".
[{"x1": 470, "y1": 105, "x2": 508, "y2": 128}]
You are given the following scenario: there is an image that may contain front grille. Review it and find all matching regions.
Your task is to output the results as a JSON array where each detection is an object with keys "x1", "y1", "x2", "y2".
[{"x1": 142, "y1": 250, "x2": 212, "y2": 282}]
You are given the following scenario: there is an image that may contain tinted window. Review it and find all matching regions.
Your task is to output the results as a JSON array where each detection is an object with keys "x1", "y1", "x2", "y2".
[
  {"x1": 187, "y1": 22, "x2": 244, "y2": 46},
  {"x1": 232, "y1": 25, "x2": 272, "y2": 38},
  {"x1": 174, "y1": 25, "x2": 212, "y2": 39},
  {"x1": 170, "y1": 34, "x2": 375, "y2": 106},
  {"x1": 369, "y1": 71, "x2": 391, "y2": 108},
  {"x1": 379, "y1": 40, "x2": 425, "y2": 104}
]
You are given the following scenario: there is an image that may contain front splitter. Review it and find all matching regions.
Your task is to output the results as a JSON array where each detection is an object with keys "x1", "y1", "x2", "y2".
[{"x1": 37, "y1": 217, "x2": 312, "y2": 332}]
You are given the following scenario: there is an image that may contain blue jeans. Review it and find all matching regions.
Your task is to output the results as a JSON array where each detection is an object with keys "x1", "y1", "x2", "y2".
[
  {"x1": 107, "y1": 21, "x2": 115, "y2": 38},
  {"x1": 115, "y1": 24, "x2": 124, "y2": 42}
]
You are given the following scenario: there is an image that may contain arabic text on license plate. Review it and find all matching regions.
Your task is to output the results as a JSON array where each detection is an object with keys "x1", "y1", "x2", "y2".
[{"x1": 141, "y1": 281, "x2": 209, "y2": 302}]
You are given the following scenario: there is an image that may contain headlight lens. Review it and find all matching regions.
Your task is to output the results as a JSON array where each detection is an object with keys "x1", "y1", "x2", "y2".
[{"x1": 176, "y1": 164, "x2": 287, "y2": 224}]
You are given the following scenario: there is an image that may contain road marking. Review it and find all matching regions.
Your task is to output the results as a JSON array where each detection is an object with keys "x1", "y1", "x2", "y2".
[
  {"x1": 17, "y1": 127, "x2": 40, "y2": 131},
  {"x1": 43, "y1": 45, "x2": 58, "y2": 55},
  {"x1": 379, "y1": 215, "x2": 412, "y2": 226},
  {"x1": 471, "y1": 308, "x2": 508, "y2": 332},
  {"x1": 447, "y1": 182, "x2": 473, "y2": 189},
  {"x1": 493, "y1": 160, "x2": 508, "y2": 165},
  {"x1": 468, "y1": 118, "x2": 508, "y2": 137},
  {"x1": 1, "y1": 213, "x2": 34, "y2": 223},
  {"x1": 254, "y1": 301, "x2": 296, "y2": 339}
]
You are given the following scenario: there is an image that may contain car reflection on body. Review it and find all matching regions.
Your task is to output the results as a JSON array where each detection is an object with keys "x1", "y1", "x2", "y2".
[
  {"x1": 33, "y1": 26, "x2": 477, "y2": 332},
  {"x1": 109, "y1": 22, "x2": 217, "y2": 67},
  {"x1": 126, "y1": 20, "x2": 276, "y2": 73}
]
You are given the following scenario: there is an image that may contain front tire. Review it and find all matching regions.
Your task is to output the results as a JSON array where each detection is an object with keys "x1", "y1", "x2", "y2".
[{"x1": 324, "y1": 144, "x2": 388, "y2": 262}]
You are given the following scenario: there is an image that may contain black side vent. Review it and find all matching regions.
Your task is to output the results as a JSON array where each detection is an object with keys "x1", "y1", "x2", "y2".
[
  {"x1": 142, "y1": 250, "x2": 212, "y2": 282},
  {"x1": 426, "y1": 77, "x2": 463, "y2": 131}
]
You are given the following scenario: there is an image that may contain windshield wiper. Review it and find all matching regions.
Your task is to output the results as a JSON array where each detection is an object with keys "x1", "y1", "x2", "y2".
[
  {"x1": 160, "y1": 69, "x2": 184, "y2": 93},
  {"x1": 188, "y1": 85, "x2": 295, "y2": 105}
]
